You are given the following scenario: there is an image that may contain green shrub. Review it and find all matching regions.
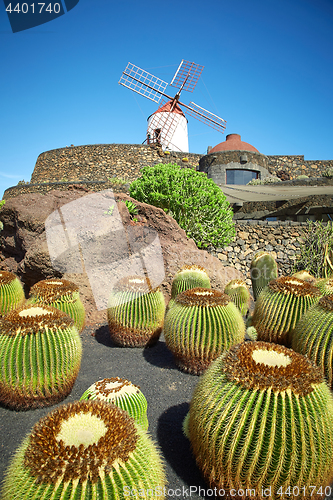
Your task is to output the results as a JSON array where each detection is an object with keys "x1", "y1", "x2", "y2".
[
  {"x1": 129, "y1": 164, "x2": 235, "y2": 248},
  {"x1": 294, "y1": 220, "x2": 333, "y2": 278}
]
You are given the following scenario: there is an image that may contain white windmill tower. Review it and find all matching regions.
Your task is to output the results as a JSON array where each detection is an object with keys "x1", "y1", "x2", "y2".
[{"x1": 118, "y1": 60, "x2": 227, "y2": 153}]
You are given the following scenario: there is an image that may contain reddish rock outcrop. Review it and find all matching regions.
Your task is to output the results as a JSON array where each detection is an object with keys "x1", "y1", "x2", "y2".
[{"x1": 0, "y1": 189, "x2": 243, "y2": 326}]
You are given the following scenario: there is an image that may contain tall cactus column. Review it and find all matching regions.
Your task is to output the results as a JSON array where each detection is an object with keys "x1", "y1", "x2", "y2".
[{"x1": 187, "y1": 341, "x2": 333, "y2": 500}]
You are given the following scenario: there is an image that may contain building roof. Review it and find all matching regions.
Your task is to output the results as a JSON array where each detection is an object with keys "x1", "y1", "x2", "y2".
[
  {"x1": 152, "y1": 100, "x2": 185, "y2": 117},
  {"x1": 209, "y1": 133, "x2": 260, "y2": 154}
]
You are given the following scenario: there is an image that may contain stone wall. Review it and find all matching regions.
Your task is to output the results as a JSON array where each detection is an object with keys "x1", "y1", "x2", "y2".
[
  {"x1": 208, "y1": 220, "x2": 307, "y2": 287},
  {"x1": 30, "y1": 143, "x2": 201, "y2": 184},
  {"x1": 266, "y1": 155, "x2": 333, "y2": 179}
]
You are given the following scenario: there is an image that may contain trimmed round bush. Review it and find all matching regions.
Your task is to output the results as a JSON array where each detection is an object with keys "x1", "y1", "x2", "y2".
[
  {"x1": 224, "y1": 279, "x2": 250, "y2": 316},
  {"x1": 0, "y1": 270, "x2": 25, "y2": 316},
  {"x1": 187, "y1": 341, "x2": 333, "y2": 499},
  {"x1": 292, "y1": 295, "x2": 333, "y2": 388},
  {"x1": 1, "y1": 400, "x2": 166, "y2": 499},
  {"x1": 107, "y1": 276, "x2": 165, "y2": 347},
  {"x1": 163, "y1": 287, "x2": 245, "y2": 375},
  {"x1": 80, "y1": 377, "x2": 149, "y2": 429},
  {"x1": 0, "y1": 303, "x2": 82, "y2": 410},
  {"x1": 252, "y1": 276, "x2": 321, "y2": 346},
  {"x1": 28, "y1": 278, "x2": 86, "y2": 332}
]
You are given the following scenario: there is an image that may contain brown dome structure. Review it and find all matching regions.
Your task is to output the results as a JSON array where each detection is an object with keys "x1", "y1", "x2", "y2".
[{"x1": 209, "y1": 133, "x2": 259, "y2": 154}]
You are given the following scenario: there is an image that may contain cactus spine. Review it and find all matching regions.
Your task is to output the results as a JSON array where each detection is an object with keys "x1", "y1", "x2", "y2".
[
  {"x1": 315, "y1": 277, "x2": 333, "y2": 295},
  {"x1": 250, "y1": 251, "x2": 278, "y2": 300},
  {"x1": 1, "y1": 400, "x2": 166, "y2": 499},
  {"x1": 0, "y1": 271, "x2": 25, "y2": 317},
  {"x1": 107, "y1": 276, "x2": 165, "y2": 347},
  {"x1": 187, "y1": 342, "x2": 333, "y2": 499},
  {"x1": 28, "y1": 278, "x2": 86, "y2": 332},
  {"x1": 80, "y1": 377, "x2": 149, "y2": 430},
  {"x1": 292, "y1": 295, "x2": 333, "y2": 388},
  {"x1": 252, "y1": 276, "x2": 321, "y2": 346},
  {"x1": 224, "y1": 279, "x2": 250, "y2": 316},
  {"x1": 163, "y1": 287, "x2": 245, "y2": 375},
  {"x1": 0, "y1": 303, "x2": 82, "y2": 410}
]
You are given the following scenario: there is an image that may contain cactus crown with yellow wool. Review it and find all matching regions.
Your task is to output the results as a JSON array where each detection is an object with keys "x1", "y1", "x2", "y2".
[
  {"x1": 252, "y1": 276, "x2": 321, "y2": 346},
  {"x1": 80, "y1": 377, "x2": 149, "y2": 430},
  {"x1": 0, "y1": 303, "x2": 82, "y2": 410},
  {"x1": 28, "y1": 278, "x2": 85, "y2": 332},
  {"x1": 0, "y1": 270, "x2": 25, "y2": 316},
  {"x1": 1, "y1": 400, "x2": 166, "y2": 499},
  {"x1": 292, "y1": 294, "x2": 333, "y2": 388},
  {"x1": 187, "y1": 341, "x2": 333, "y2": 499},
  {"x1": 163, "y1": 287, "x2": 245, "y2": 375},
  {"x1": 107, "y1": 275, "x2": 165, "y2": 347}
]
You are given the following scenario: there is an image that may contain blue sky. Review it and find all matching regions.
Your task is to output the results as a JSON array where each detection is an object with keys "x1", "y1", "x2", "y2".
[{"x1": 1, "y1": 0, "x2": 333, "y2": 197}]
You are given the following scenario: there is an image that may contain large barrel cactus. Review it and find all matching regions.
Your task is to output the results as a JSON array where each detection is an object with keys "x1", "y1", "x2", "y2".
[
  {"x1": 0, "y1": 270, "x2": 25, "y2": 316},
  {"x1": 80, "y1": 376, "x2": 149, "y2": 430},
  {"x1": 1, "y1": 400, "x2": 166, "y2": 499},
  {"x1": 168, "y1": 264, "x2": 211, "y2": 310},
  {"x1": 250, "y1": 251, "x2": 278, "y2": 300},
  {"x1": 107, "y1": 276, "x2": 165, "y2": 347},
  {"x1": 0, "y1": 303, "x2": 82, "y2": 410},
  {"x1": 224, "y1": 279, "x2": 250, "y2": 316},
  {"x1": 163, "y1": 287, "x2": 245, "y2": 375},
  {"x1": 292, "y1": 295, "x2": 333, "y2": 388},
  {"x1": 187, "y1": 341, "x2": 333, "y2": 500},
  {"x1": 252, "y1": 276, "x2": 321, "y2": 347},
  {"x1": 28, "y1": 278, "x2": 86, "y2": 332}
]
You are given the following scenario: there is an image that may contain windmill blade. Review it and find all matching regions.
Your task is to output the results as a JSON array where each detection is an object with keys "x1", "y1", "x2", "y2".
[
  {"x1": 183, "y1": 101, "x2": 227, "y2": 132},
  {"x1": 118, "y1": 62, "x2": 168, "y2": 103},
  {"x1": 170, "y1": 60, "x2": 204, "y2": 93}
]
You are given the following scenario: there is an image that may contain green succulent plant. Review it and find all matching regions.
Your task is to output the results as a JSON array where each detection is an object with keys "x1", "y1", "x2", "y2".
[
  {"x1": 314, "y1": 277, "x2": 333, "y2": 295},
  {"x1": 0, "y1": 303, "x2": 82, "y2": 410},
  {"x1": 0, "y1": 270, "x2": 25, "y2": 317},
  {"x1": 167, "y1": 264, "x2": 211, "y2": 311},
  {"x1": 252, "y1": 276, "x2": 321, "y2": 347},
  {"x1": 1, "y1": 400, "x2": 166, "y2": 499},
  {"x1": 107, "y1": 276, "x2": 165, "y2": 347},
  {"x1": 163, "y1": 287, "x2": 245, "y2": 375},
  {"x1": 187, "y1": 341, "x2": 333, "y2": 499},
  {"x1": 28, "y1": 278, "x2": 86, "y2": 332},
  {"x1": 292, "y1": 295, "x2": 333, "y2": 388},
  {"x1": 224, "y1": 279, "x2": 250, "y2": 316},
  {"x1": 250, "y1": 251, "x2": 278, "y2": 301},
  {"x1": 80, "y1": 377, "x2": 149, "y2": 430}
]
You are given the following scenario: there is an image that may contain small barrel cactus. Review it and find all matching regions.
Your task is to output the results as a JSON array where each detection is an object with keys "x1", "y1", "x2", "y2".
[
  {"x1": 315, "y1": 277, "x2": 333, "y2": 296},
  {"x1": 0, "y1": 270, "x2": 25, "y2": 317},
  {"x1": 80, "y1": 376, "x2": 149, "y2": 429},
  {"x1": 252, "y1": 276, "x2": 321, "y2": 346},
  {"x1": 163, "y1": 287, "x2": 245, "y2": 375},
  {"x1": 292, "y1": 295, "x2": 333, "y2": 388},
  {"x1": 292, "y1": 270, "x2": 317, "y2": 283},
  {"x1": 1, "y1": 400, "x2": 166, "y2": 499},
  {"x1": 28, "y1": 278, "x2": 86, "y2": 332},
  {"x1": 224, "y1": 279, "x2": 250, "y2": 316},
  {"x1": 187, "y1": 341, "x2": 333, "y2": 499},
  {"x1": 250, "y1": 251, "x2": 278, "y2": 300},
  {"x1": 107, "y1": 276, "x2": 165, "y2": 347},
  {"x1": 0, "y1": 303, "x2": 82, "y2": 410},
  {"x1": 168, "y1": 264, "x2": 211, "y2": 311}
]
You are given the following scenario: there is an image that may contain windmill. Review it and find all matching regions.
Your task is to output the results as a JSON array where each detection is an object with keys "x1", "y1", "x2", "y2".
[{"x1": 118, "y1": 60, "x2": 227, "y2": 153}]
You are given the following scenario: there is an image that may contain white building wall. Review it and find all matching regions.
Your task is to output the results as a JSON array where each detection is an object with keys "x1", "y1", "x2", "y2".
[{"x1": 147, "y1": 112, "x2": 189, "y2": 153}]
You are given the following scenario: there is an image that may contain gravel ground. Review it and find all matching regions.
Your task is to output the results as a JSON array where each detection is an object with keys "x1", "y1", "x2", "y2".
[{"x1": 0, "y1": 324, "x2": 332, "y2": 500}]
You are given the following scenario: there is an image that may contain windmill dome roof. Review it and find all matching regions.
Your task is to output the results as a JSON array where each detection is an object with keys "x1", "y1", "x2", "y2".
[
  {"x1": 152, "y1": 100, "x2": 186, "y2": 117},
  {"x1": 209, "y1": 134, "x2": 259, "y2": 153}
]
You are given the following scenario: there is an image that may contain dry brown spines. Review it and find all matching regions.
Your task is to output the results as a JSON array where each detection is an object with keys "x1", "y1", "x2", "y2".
[
  {"x1": 0, "y1": 303, "x2": 74, "y2": 337},
  {"x1": 29, "y1": 279, "x2": 79, "y2": 302},
  {"x1": 23, "y1": 400, "x2": 138, "y2": 484},
  {"x1": 222, "y1": 342, "x2": 324, "y2": 396},
  {"x1": 268, "y1": 276, "x2": 321, "y2": 298},
  {"x1": 175, "y1": 287, "x2": 231, "y2": 307},
  {"x1": 318, "y1": 294, "x2": 333, "y2": 312},
  {"x1": 93, "y1": 377, "x2": 141, "y2": 397},
  {"x1": 0, "y1": 271, "x2": 19, "y2": 286}
]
